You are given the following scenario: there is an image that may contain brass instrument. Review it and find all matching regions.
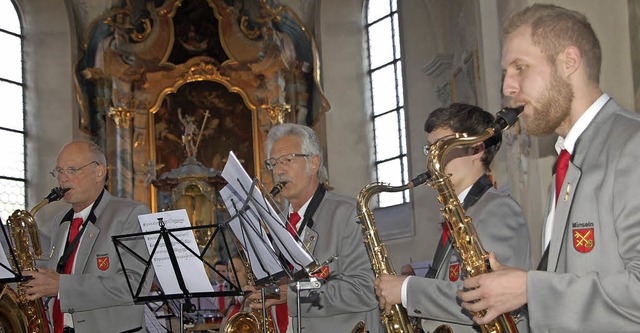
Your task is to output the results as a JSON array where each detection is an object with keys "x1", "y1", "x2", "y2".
[
  {"x1": 0, "y1": 187, "x2": 69, "y2": 333},
  {"x1": 223, "y1": 183, "x2": 286, "y2": 333},
  {"x1": 356, "y1": 173, "x2": 453, "y2": 333},
  {"x1": 425, "y1": 106, "x2": 523, "y2": 333}
]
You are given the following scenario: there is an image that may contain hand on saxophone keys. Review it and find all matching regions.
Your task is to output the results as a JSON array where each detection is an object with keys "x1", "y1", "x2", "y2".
[
  {"x1": 21, "y1": 268, "x2": 60, "y2": 300},
  {"x1": 457, "y1": 252, "x2": 528, "y2": 325},
  {"x1": 374, "y1": 274, "x2": 407, "y2": 315},
  {"x1": 244, "y1": 282, "x2": 288, "y2": 309}
]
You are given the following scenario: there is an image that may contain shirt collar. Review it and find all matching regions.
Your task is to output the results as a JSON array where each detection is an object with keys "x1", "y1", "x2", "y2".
[
  {"x1": 555, "y1": 93, "x2": 609, "y2": 154},
  {"x1": 290, "y1": 197, "x2": 312, "y2": 219},
  {"x1": 458, "y1": 185, "x2": 471, "y2": 203}
]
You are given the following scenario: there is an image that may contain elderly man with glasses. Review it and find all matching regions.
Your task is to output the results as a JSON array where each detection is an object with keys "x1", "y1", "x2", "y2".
[
  {"x1": 245, "y1": 123, "x2": 382, "y2": 333},
  {"x1": 24, "y1": 140, "x2": 153, "y2": 333}
]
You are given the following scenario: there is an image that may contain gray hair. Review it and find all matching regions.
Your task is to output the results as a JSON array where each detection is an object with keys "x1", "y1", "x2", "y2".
[
  {"x1": 266, "y1": 123, "x2": 328, "y2": 184},
  {"x1": 86, "y1": 141, "x2": 107, "y2": 165}
]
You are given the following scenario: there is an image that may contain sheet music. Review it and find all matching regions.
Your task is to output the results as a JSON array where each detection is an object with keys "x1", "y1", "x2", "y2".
[
  {"x1": 219, "y1": 185, "x2": 284, "y2": 281},
  {"x1": 220, "y1": 151, "x2": 316, "y2": 280},
  {"x1": 138, "y1": 209, "x2": 214, "y2": 294}
]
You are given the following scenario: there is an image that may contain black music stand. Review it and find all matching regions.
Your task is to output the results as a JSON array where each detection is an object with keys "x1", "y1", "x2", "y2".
[
  {"x1": 112, "y1": 214, "x2": 244, "y2": 333},
  {"x1": 221, "y1": 178, "x2": 323, "y2": 333},
  {"x1": 0, "y1": 217, "x2": 28, "y2": 283}
]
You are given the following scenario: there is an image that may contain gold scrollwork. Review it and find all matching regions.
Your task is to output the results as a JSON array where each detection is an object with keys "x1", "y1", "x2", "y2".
[
  {"x1": 108, "y1": 106, "x2": 134, "y2": 128},
  {"x1": 259, "y1": 103, "x2": 291, "y2": 125}
]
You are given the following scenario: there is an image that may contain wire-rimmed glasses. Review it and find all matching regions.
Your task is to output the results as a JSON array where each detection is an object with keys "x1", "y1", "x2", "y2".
[
  {"x1": 50, "y1": 161, "x2": 98, "y2": 178},
  {"x1": 264, "y1": 153, "x2": 310, "y2": 170}
]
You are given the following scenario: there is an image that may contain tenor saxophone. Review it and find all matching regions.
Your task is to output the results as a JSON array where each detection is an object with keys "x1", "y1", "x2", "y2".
[
  {"x1": 425, "y1": 106, "x2": 523, "y2": 333},
  {"x1": 356, "y1": 173, "x2": 454, "y2": 333},
  {"x1": 0, "y1": 186, "x2": 69, "y2": 333}
]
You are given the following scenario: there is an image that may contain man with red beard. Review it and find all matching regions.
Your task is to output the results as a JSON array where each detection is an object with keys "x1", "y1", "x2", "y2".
[{"x1": 457, "y1": 4, "x2": 640, "y2": 332}]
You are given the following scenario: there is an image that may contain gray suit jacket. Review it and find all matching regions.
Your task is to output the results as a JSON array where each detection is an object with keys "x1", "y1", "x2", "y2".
[
  {"x1": 528, "y1": 98, "x2": 640, "y2": 332},
  {"x1": 47, "y1": 190, "x2": 153, "y2": 333},
  {"x1": 286, "y1": 190, "x2": 383, "y2": 333},
  {"x1": 406, "y1": 181, "x2": 531, "y2": 333}
]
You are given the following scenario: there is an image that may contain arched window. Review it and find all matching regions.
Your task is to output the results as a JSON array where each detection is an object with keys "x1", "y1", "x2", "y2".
[
  {"x1": 0, "y1": 0, "x2": 26, "y2": 221},
  {"x1": 365, "y1": 0, "x2": 408, "y2": 207}
]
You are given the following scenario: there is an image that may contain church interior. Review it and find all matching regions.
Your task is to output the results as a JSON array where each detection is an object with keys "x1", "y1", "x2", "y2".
[{"x1": 3, "y1": 0, "x2": 640, "y2": 307}]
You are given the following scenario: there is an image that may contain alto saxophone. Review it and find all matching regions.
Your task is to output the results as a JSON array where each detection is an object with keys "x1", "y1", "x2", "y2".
[
  {"x1": 356, "y1": 173, "x2": 453, "y2": 333},
  {"x1": 0, "y1": 187, "x2": 69, "y2": 333},
  {"x1": 425, "y1": 106, "x2": 523, "y2": 333}
]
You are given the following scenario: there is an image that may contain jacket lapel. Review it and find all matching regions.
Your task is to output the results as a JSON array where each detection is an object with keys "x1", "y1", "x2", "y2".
[
  {"x1": 548, "y1": 162, "x2": 580, "y2": 271},
  {"x1": 547, "y1": 99, "x2": 614, "y2": 270},
  {"x1": 74, "y1": 222, "x2": 101, "y2": 273}
]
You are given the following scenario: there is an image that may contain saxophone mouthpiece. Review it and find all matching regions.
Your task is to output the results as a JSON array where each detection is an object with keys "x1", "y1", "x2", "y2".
[
  {"x1": 494, "y1": 105, "x2": 524, "y2": 131},
  {"x1": 269, "y1": 181, "x2": 289, "y2": 196},
  {"x1": 408, "y1": 171, "x2": 431, "y2": 188},
  {"x1": 46, "y1": 187, "x2": 70, "y2": 203}
]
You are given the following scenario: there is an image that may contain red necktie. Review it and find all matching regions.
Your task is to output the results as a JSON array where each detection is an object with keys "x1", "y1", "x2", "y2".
[
  {"x1": 53, "y1": 217, "x2": 83, "y2": 333},
  {"x1": 217, "y1": 284, "x2": 225, "y2": 314},
  {"x1": 286, "y1": 212, "x2": 301, "y2": 237},
  {"x1": 555, "y1": 149, "x2": 571, "y2": 204},
  {"x1": 274, "y1": 212, "x2": 302, "y2": 333},
  {"x1": 440, "y1": 222, "x2": 450, "y2": 247}
]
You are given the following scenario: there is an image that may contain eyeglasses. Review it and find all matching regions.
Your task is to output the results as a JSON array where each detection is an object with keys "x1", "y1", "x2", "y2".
[
  {"x1": 50, "y1": 161, "x2": 98, "y2": 178},
  {"x1": 265, "y1": 153, "x2": 309, "y2": 170}
]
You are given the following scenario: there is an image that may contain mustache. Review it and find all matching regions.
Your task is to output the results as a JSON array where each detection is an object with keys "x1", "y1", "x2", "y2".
[{"x1": 275, "y1": 176, "x2": 293, "y2": 183}]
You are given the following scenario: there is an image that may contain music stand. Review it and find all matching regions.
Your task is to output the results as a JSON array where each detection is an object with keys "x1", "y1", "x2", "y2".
[
  {"x1": 0, "y1": 217, "x2": 28, "y2": 283},
  {"x1": 220, "y1": 176, "x2": 323, "y2": 333},
  {"x1": 112, "y1": 212, "x2": 244, "y2": 333}
]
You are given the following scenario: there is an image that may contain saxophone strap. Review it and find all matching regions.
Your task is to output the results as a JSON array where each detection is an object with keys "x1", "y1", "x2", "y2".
[
  {"x1": 425, "y1": 175, "x2": 493, "y2": 279},
  {"x1": 294, "y1": 183, "x2": 326, "y2": 236},
  {"x1": 56, "y1": 189, "x2": 104, "y2": 273}
]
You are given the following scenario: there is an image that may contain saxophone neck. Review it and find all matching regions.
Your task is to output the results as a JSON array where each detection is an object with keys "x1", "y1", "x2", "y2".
[
  {"x1": 427, "y1": 130, "x2": 495, "y2": 178},
  {"x1": 29, "y1": 187, "x2": 69, "y2": 216},
  {"x1": 357, "y1": 172, "x2": 430, "y2": 207}
]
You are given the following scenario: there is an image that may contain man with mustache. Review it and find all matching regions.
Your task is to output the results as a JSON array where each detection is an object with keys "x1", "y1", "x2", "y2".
[
  {"x1": 246, "y1": 123, "x2": 382, "y2": 333},
  {"x1": 458, "y1": 4, "x2": 640, "y2": 332},
  {"x1": 23, "y1": 140, "x2": 153, "y2": 333}
]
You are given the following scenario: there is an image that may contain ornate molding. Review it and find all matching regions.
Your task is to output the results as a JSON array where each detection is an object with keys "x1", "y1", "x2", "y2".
[{"x1": 422, "y1": 53, "x2": 453, "y2": 79}]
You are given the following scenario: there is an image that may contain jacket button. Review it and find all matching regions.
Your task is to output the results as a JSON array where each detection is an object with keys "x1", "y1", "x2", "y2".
[
  {"x1": 68, "y1": 308, "x2": 74, "y2": 314},
  {"x1": 414, "y1": 309, "x2": 422, "y2": 314}
]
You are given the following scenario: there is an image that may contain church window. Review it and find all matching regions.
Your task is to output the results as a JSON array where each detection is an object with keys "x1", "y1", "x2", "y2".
[
  {"x1": 365, "y1": 0, "x2": 408, "y2": 207},
  {"x1": 0, "y1": 0, "x2": 26, "y2": 221}
]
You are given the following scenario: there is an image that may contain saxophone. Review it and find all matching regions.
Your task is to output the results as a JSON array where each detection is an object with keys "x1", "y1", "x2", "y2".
[
  {"x1": 0, "y1": 186, "x2": 69, "y2": 333},
  {"x1": 356, "y1": 173, "x2": 453, "y2": 333},
  {"x1": 223, "y1": 182, "x2": 287, "y2": 333},
  {"x1": 425, "y1": 106, "x2": 523, "y2": 333}
]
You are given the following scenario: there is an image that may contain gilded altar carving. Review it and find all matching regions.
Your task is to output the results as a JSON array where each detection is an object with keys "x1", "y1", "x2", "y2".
[{"x1": 70, "y1": 0, "x2": 330, "y2": 209}]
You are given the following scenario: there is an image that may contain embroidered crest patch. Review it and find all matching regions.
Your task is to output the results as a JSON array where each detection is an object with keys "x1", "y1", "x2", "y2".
[
  {"x1": 97, "y1": 255, "x2": 110, "y2": 271},
  {"x1": 449, "y1": 263, "x2": 460, "y2": 281},
  {"x1": 573, "y1": 228, "x2": 595, "y2": 253},
  {"x1": 311, "y1": 265, "x2": 330, "y2": 279}
]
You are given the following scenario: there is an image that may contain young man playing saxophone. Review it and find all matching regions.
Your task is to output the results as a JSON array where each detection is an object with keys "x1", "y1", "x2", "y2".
[
  {"x1": 458, "y1": 4, "x2": 640, "y2": 332},
  {"x1": 375, "y1": 103, "x2": 531, "y2": 333}
]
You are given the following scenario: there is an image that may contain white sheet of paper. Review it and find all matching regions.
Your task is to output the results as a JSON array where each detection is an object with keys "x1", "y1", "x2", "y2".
[
  {"x1": 219, "y1": 186, "x2": 284, "y2": 281},
  {"x1": 138, "y1": 209, "x2": 214, "y2": 294},
  {"x1": 220, "y1": 151, "x2": 315, "y2": 276}
]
